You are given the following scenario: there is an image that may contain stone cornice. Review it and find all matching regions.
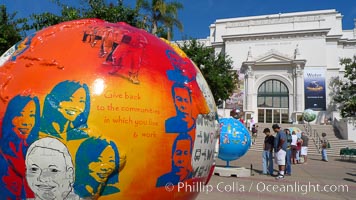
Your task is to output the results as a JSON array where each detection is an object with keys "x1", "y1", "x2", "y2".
[
  {"x1": 222, "y1": 28, "x2": 330, "y2": 42},
  {"x1": 211, "y1": 42, "x2": 224, "y2": 47},
  {"x1": 325, "y1": 34, "x2": 343, "y2": 42},
  {"x1": 215, "y1": 9, "x2": 338, "y2": 25},
  {"x1": 338, "y1": 38, "x2": 356, "y2": 46},
  {"x1": 224, "y1": 14, "x2": 326, "y2": 28}
]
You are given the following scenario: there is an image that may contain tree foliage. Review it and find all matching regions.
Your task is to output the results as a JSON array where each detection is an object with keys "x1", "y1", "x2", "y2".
[
  {"x1": 333, "y1": 56, "x2": 356, "y2": 118},
  {"x1": 135, "y1": 0, "x2": 183, "y2": 40},
  {"x1": 0, "y1": 0, "x2": 184, "y2": 56},
  {"x1": 0, "y1": 5, "x2": 26, "y2": 54},
  {"x1": 83, "y1": 0, "x2": 139, "y2": 25},
  {"x1": 178, "y1": 39, "x2": 238, "y2": 103},
  {"x1": 27, "y1": 0, "x2": 139, "y2": 31},
  {"x1": 24, "y1": 0, "x2": 183, "y2": 40}
]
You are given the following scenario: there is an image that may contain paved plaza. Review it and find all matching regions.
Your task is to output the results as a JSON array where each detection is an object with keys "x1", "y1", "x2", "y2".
[{"x1": 196, "y1": 150, "x2": 356, "y2": 200}]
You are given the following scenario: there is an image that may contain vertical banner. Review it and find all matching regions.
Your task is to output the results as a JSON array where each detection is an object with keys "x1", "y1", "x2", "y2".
[
  {"x1": 225, "y1": 71, "x2": 244, "y2": 111},
  {"x1": 304, "y1": 67, "x2": 326, "y2": 111}
]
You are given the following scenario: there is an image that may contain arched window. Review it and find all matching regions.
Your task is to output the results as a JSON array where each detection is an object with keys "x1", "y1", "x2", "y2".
[
  {"x1": 257, "y1": 79, "x2": 289, "y2": 123},
  {"x1": 257, "y1": 79, "x2": 289, "y2": 108}
]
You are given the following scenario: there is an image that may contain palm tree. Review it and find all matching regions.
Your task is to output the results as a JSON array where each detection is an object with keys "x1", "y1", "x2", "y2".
[
  {"x1": 161, "y1": 2, "x2": 183, "y2": 40},
  {"x1": 136, "y1": 0, "x2": 183, "y2": 40}
]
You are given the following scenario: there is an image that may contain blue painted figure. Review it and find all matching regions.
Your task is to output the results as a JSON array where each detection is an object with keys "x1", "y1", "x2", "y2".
[
  {"x1": 156, "y1": 133, "x2": 193, "y2": 187},
  {"x1": 165, "y1": 49, "x2": 196, "y2": 83},
  {"x1": 0, "y1": 95, "x2": 40, "y2": 199},
  {"x1": 165, "y1": 83, "x2": 196, "y2": 133},
  {"x1": 40, "y1": 80, "x2": 90, "y2": 141},
  {"x1": 74, "y1": 137, "x2": 120, "y2": 198}
]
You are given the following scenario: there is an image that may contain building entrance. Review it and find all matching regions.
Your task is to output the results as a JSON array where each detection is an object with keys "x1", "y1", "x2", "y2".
[{"x1": 257, "y1": 79, "x2": 289, "y2": 123}]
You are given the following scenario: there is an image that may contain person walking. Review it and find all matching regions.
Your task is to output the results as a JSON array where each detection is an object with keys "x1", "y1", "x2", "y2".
[
  {"x1": 296, "y1": 136, "x2": 302, "y2": 164},
  {"x1": 290, "y1": 131, "x2": 298, "y2": 165},
  {"x1": 251, "y1": 124, "x2": 258, "y2": 145},
  {"x1": 262, "y1": 128, "x2": 274, "y2": 175},
  {"x1": 272, "y1": 124, "x2": 287, "y2": 180},
  {"x1": 320, "y1": 132, "x2": 329, "y2": 162},
  {"x1": 249, "y1": 117, "x2": 255, "y2": 131},
  {"x1": 300, "y1": 132, "x2": 309, "y2": 164},
  {"x1": 284, "y1": 129, "x2": 292, "y2": 176}
]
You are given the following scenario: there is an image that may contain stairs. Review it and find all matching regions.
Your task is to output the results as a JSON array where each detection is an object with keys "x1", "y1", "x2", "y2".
[
  {"x1": 248, "y1": 123, "x2": 356, "y2": 157},
  {"x1": 311, "y1": 124, "x2": 356, "y2": 156}
]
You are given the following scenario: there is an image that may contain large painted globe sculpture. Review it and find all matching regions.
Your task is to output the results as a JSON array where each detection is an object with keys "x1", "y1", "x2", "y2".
[
  {"x1": 0, "y1": 19, "x2": 219, "y2": 200},
  {"x1": 218, "y1": 118, "x2": 251, "y2": 166},
  {"x1": 303, "y1": 109, "x2": 317, "y2": 122}
]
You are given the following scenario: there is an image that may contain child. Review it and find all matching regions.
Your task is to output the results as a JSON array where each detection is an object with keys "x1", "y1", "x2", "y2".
[{"x1": 251, "y1": 124, "x2": 258, "y2": 144}]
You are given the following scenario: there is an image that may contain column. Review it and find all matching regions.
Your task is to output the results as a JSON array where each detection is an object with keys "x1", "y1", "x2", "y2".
[
  {"x1": 244, "y1": 65, "x2": 254, "y2": 111},
  {"x1": 294, "y1": 64, "x2": 304, "y2": 112}
]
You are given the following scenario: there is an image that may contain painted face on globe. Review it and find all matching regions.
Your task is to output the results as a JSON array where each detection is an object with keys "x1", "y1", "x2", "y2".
[
  {"x1": 11, "y1": 100, "x2": 36, "y2": 139},
  {"x1": 173, "y1": 139, "x2": 191, "y2": 170},
  {"x1": 174, "y1": 87, "x2": 191, "y2": 116},
  {"x1": 26, "y1": 147, "x2": 73, "y2": 200},
  {"x1": 88, "y1": 145, "x2": 116, "y2": 183},
  {"x1": 58, "y1": 87, "x2": 86, "y2": 122}
]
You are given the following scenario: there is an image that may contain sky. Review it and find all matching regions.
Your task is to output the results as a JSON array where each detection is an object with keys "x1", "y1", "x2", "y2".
[{"x1": 2, "y1": 0, "x2": 356, "y2": 40}]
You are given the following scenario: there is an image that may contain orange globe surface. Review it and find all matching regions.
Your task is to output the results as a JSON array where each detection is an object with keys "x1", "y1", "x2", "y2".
[{"x1": 0, "y1": 19, "x2": 219, "y2": 200}]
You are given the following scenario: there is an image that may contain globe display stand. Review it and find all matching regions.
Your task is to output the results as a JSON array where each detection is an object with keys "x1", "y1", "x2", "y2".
[
  {"x1": 214, "y1": 118, "x2": 251, "y2": 177},
  {"x1": 214, "y1": 165, "x2": 251, "y2": 177}
]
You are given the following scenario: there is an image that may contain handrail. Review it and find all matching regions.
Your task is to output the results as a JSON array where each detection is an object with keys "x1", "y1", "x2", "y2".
[{"x1": 303, "y1": 123, "x2": 321, "y2": 154}]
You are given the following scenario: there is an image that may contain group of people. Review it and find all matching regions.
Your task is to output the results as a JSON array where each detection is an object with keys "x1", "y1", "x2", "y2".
[
  {"x1": 0, "y1": 80, "x2": 121, "y2": 199},
  {"x1": 261, "y1": 124, "x2": 312, "y2": 180}
]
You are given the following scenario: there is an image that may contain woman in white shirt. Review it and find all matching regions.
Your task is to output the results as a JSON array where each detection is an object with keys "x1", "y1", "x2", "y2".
[{"x1": 291, "y1": 131, "x2": 298, "y2": 164}]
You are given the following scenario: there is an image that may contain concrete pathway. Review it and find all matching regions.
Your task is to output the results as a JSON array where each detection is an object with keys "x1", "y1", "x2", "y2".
[{"x1": 196, "y1": 150, "x2": 356, "y2": 200}]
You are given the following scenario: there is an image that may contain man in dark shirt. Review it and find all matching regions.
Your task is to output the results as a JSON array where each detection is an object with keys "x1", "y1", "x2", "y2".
[
  {"x1": 272, "y1": 124, "x2": 287, "y2": 180},
  {"x1": 300, "y1": 132, "x2": 309, "y2": 163},
  {"x1": 262, "y1": 128, "x2": 274, "y2": 175}
]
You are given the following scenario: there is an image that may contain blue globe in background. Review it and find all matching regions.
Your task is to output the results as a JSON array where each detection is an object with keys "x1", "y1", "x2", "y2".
[{"x1": 218, "y1": 118, "x2": 251, "y2": 165}]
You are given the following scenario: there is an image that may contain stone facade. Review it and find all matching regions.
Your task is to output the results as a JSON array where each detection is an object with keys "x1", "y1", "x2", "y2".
[{"x1": 201, "y1": 9, "x2": 356, "y2": 124}]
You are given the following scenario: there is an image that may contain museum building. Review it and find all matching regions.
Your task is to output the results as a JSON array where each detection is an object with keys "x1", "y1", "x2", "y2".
[{"x1": 200, "y1": 9, "x2": 356, "y2": 124}]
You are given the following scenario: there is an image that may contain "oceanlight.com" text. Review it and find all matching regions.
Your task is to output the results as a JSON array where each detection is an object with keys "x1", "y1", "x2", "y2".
[{"x1": 168, "y1": 181, "x2": 349, "y2": 195}]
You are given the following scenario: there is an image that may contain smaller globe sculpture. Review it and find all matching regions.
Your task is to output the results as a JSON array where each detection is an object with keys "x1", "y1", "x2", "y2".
[
  {"x1": 218, "y1": 117, "x2": 251, "y2": 167},
  {"x1": 303, "y1": 109, "x2": 317, "y2": 122}
]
